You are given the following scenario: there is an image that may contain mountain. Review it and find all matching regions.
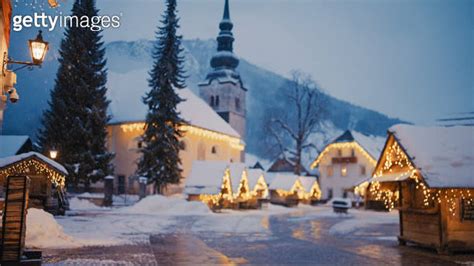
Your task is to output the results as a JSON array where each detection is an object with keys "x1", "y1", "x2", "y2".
[{"x1": 3, "y1": 38, "x2": 404, "y2": 159}]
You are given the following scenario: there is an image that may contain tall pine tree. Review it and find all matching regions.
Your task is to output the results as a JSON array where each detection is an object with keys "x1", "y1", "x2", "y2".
[
  {"x1": 137, "y1": 0, "x2": 186, "y2": 194},
  {"x1": 39, "y1": 0, "x2": 113, "y2": 190}
]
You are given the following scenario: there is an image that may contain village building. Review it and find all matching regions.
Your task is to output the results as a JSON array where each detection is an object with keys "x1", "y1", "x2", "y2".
[
  {"x1": 105, "y1": 0, "x2": 246, "y2": 195},
  {"x1": 310, "y1": 130, "x2": 384, "y2": 202},
  {"x1": 0, "y1": 152, "x2": 68, "y2": 215},
  {"x1": 0, "y1": 0, "x2": 12, "y2": 134},
  {"x1": 184, "y1": 161, "x2": 268, "y2": 210},
  {"x1": 267, "y1": 154, "x2": 310, "y2": 175},
  {"x1": 367, "y1": 125, "x2": 474, "y2": 253},
  {"x1": 0, "y1": 135, "x2": 33, "y2": 157}
]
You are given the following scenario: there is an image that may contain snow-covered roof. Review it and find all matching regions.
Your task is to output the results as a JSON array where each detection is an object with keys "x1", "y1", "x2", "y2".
[
  {"x1": 0, "y1": 152, "x2": 68, "y2": 175},
  {"x1": 351, "y1": 131, "x2": 386, "y2": 160},
  {"x1": 298, "y1": 176, "x2": 318, "y2": 192},
  {"x1": 247, "y1": 169, "x2": 264, "y2": 189},
  {"x1": 268, "y1": 173, "x2": 299, "y2": 191},
  {"x1": 228, "y1": 163, "x2": 246, "y2": 192},
  {"x1": 0, "y1": 135, "x2": 30, "y2": 157},
  {"x1": 107, "y1": 70, "x2": 240, "y2": 138},
  {"x1": 184, "y1": 161, "x2": 228, "y2": 195},
  {"x1": 389, "y1": 124, "x2": 474, "y2": 188}
]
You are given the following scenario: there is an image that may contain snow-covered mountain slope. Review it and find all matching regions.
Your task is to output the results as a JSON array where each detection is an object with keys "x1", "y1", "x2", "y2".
[{"x1": 3, "y1": 38, "x2": 404, "y2": 160}]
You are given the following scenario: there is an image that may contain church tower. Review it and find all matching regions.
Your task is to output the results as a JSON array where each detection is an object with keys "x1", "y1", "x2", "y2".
[{"x1": 199, "y1": 0, "x2": 247, "y2": 139}]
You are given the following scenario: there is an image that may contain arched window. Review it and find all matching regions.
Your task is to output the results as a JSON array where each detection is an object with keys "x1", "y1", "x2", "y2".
[
  {"x1": 211, "y1": 145, "x2": 218, "y2": 155},
  {"x1": 235, "y1": 98, "x2": 240, "y2": 111},
  {"x1": 210, "y1": 96, "x2": 215, "y2": 106},
  {"x1": 197, "y1": 142, "x2": 206, "y2": 160},
  {"x1": 215, "y1": 96, "x2": 220, "y2": 107}
]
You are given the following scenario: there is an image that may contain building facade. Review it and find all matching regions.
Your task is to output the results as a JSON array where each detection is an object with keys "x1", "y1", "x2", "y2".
[
  {"x1": 199, "y1": 0, "x2": 246, "y2": 141},
  {"x1": 0, "y1": 0, "x2": 12, "y2": 133},
  {"x1": 310, "y1": 130, "x2": 384, "y2": 201}
]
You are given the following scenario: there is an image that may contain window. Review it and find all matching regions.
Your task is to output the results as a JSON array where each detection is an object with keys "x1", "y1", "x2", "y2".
[
  {"x1": 341, "y1": 164, "x2": 348, "y2": 177},
  {"x1": 337, "y1": 149, "x2": 342, "y2": 157},
  {"x1": 210, "y1": 96, "x2": 215, "y2": 106},
  {"x1": 351, "y1": 149, "x2": 355, "y2": 157},
  {"x1": 235, "y1": 98, "x2": 241, "y2": 111},
  {"x1": 137, "y1": 141, "x2": 143, "y2": 149},
  {"x1": 215, "y1": 96, "x2": 220, "y2": 107},
  {"x1": 327, "y1": 188, "x2": 333, "y2": 199},
  {"x1": 462, "y1": 199, "x2": 474, "y2": 221},
  {"x1": 327, "y1": 165, "x2": 334, "y2": 177},
  {"x1": 197, "y1": 142, "x2": 206, "y2": 160},
  {"x1": 343, "y1": 190, "x2": 348, "y2": 198},
  {"x1": 360, "y1": 165, "x2": 366, "y2": 176},
  {"x1": 211, "y1": 145, "x2": 218, "y2": 155}
]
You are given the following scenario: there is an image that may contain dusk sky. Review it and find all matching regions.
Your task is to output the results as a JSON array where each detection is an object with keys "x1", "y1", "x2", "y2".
[{"x1": 16, "y1": 0, "x2": 474, "y2": 124}]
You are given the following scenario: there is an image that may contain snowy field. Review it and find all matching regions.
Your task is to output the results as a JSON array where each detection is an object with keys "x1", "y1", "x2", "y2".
[{"x1": 20, "y1": 195, "x2": 399, "y2": 249}]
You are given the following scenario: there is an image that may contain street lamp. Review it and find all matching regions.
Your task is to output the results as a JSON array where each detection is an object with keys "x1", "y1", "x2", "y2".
[
  {"x1": 29, "y1": 30, "x2": 49, "y2": 65},
  {"x1": 3, "y1": 30, "x2": 49, "y2": 73},
  {"x1": 49, "y1": 149, "x2": 58, "y2": 159}
]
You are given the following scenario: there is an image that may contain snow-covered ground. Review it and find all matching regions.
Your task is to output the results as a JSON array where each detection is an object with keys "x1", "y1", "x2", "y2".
[{"x1": 21, "y1": 196, "x2": 399, "y2": 249}]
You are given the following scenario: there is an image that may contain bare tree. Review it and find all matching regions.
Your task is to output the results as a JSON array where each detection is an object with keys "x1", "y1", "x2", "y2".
[{"x1": 265, "y1": 70, "x2": 328, "y2": 175}]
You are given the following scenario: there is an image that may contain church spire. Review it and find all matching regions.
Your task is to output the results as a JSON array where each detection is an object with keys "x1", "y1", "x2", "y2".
[{"x1": 210, "y1": 0, "x2": 239, "y2": 69}]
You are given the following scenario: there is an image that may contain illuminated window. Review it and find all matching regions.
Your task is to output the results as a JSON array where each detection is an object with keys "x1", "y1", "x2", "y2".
[
  {"x1": 337, "y1": 149, "x2": 342, "y2": 157},
  {"x1": 341, "y1": 164, "x2": 348, "y2": 177},
  {"x1": 327, "y1": 165, "x2": 334, "y2": 177}
]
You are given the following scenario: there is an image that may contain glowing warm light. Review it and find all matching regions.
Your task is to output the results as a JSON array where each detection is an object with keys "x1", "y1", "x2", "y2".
[
  {"x1": 120, "y1": 122, "x2": 245, "y2": 151},
  {"x1": 0, "y1": 158, "x2": 66, "y2": 188},
  {"x1": 311, "y1": 142, "x2": 377, "y2": 169},
  {"x1": 49, "y1": 150, "x2": 58, "y2": 159}
]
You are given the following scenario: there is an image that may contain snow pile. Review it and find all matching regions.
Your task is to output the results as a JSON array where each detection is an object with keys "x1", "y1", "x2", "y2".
[
  {"x1": 69, "y1": 198, "x2": 105, "y2": 211},
  {"x1": 26, "y1": 208, "x2": 80, "y2": 249},
  {"x1": 119, "y1": 195, "x2": 211, "y2": 215}
]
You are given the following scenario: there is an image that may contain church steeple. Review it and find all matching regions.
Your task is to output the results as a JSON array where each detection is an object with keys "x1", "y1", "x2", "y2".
[
  {"x1": 199, "y1": 0, "x2": 247, "y2": 142},
  {"x1": 211, "y1": 0, "x2": 239, "y2": 70}
]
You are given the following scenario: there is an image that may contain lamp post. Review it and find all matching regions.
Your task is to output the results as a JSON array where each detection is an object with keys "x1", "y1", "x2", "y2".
[{"x1": 3, "y1": 30, "x2": 49, "y2": 73}]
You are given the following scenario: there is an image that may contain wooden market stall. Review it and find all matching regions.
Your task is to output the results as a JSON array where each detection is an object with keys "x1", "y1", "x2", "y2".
[
  {"x1": 368, "y1": 125, "x2": 474, "y2": 253},
  {"x1": 0, "y1": 152, "x2": 68, "y2": 215},
  {"x1": 268, "y1": 173, "x2": 321, "y2": 207},
  {"x1": 184, "y1": 161, "x2": 268, "y2": 210}
]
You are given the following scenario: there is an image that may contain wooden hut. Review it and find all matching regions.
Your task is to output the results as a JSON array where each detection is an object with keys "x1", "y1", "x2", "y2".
[
  {"x1": 184, "y1": 161, "x2": 268, "y2": 210},
  {"x1": 247, "y1": 169, "x2": 269, "y2": 201},
  {"x1": 368, "y1": 125, "x2": 474, "y2": 253},
  {"x1": 268, "y1": 173, "x2": 304, "y2": 207},
  {"x1": 298, "y1": 176, "x2": 322, "y2": 205},
  {"x1": 0, "y1": 152, "x2": 68, "y2": 215}
]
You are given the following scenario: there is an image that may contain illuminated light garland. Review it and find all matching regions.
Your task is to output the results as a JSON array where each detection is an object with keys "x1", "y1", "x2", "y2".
[
  {"x1": 119, "y1": 122, "x2": 245, "y2": 151},
  {"x1": 370, "y1": 139, "x2": 473, "y2": 215},
  {"x1": 310, "y1": 142, "x2": 377, "y2": 169},
  {"x1": 0, "y1": 158, "x2": 66, "y2": 188},
  {"x1": 252, "y1": 175, "x2": 269, "y2": 199}
]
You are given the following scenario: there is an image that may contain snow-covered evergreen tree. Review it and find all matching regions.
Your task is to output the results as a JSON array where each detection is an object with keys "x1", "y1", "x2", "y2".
[
  {"x1": 39, "y1": 0, "x2": 113, "y2": 190},
  {"x1": 136, "y1": 0, "x2": 186, "y2": 193}
]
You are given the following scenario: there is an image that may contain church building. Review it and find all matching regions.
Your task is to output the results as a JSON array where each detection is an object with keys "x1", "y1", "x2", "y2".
[{"x1": 105, "y1": 0, "x2": 247, "y2": 195}]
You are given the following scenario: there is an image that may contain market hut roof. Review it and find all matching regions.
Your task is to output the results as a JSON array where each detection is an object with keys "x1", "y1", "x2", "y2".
[
  {"x1": 107, "y1": 70, "x2": 240, "y2": 138},
  {"x1": 386, "y1": 124, "x2": 474, "y2": 188},
  {"x1": 228, "y1": 163, "x2": 246, "y2": 192},
  {"x1": 0, "y1": 152, "x2": 68, "y2": 188},
  {"x1": 184, "y1": 161, "x2": 228, "y2": 195},
  {"x1": 268, "y1": 173, "x2": 300, "y2": 191},
  {"x1": 247, "y1": 169, "x2": 265, "y2": 189},
  {"x1": 298, "y1": 176, "x2": 319, "y2": 192}
]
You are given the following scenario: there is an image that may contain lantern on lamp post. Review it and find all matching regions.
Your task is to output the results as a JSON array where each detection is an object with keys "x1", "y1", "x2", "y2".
[
  {"x1": 29, "y1": 30, "x2": 49, "y2": 65},
  {"x1": 49, "y1": 149, "x2": 58, "y2": 159}
]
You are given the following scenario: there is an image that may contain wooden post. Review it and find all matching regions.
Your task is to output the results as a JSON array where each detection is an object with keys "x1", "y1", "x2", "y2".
[{"x1": 1, "y1": 176, "x2": 30, "y2": 263}]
